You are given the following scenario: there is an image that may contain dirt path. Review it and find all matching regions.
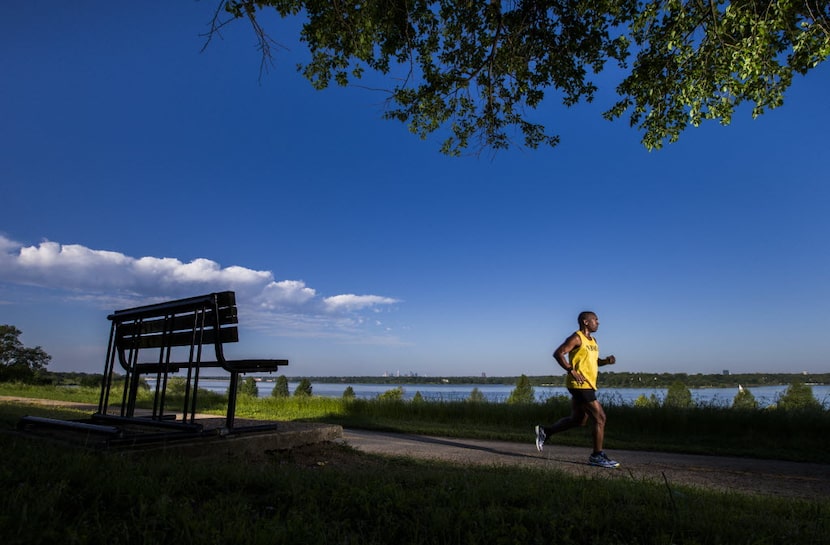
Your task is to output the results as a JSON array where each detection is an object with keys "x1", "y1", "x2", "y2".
[
  {"x1": 4, "y1": 396, "x2": 826, "y2": 499},
  {"x1": 342, "y1": 430, "x2": 829, "y2": 500}
]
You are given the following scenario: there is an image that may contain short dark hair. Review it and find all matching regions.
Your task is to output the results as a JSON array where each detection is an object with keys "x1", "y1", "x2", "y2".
[{"x1": 578, "y1": 311, "x2": 596, "y2": 326}]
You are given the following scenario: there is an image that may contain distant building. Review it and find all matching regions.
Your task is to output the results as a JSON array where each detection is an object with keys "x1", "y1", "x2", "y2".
[{"x1": 723, "y1": 370, "x2": 730, "y2": 376}]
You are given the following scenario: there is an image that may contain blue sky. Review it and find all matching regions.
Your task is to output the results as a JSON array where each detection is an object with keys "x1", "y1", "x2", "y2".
[{"x1": 2, "y1": 2, "x2": 828, "y2": 377}]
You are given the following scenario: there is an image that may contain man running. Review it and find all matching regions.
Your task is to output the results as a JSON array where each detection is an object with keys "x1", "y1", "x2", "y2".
[{"x1": 535, "y1": 311, "x2": 619, "y2": 468}]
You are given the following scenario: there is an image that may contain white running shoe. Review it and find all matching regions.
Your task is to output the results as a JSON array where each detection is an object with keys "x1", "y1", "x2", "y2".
[
  {"x1": 588, "y1": 451, "x2": 620, "y2": 468},
  {"x1": 534, "y1": 425, "x2": 546, "y2": 452}
]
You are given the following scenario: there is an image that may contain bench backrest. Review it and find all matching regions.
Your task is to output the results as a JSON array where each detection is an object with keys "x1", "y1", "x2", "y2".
[{"x1": 109, "y1": 291, "x2": 238, "y2": 367}]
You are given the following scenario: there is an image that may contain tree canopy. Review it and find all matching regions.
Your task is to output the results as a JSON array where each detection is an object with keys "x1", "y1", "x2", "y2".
[
  {"x1": 0, "y1": 325, "x2": 51, "y2": 383},
  {"x1": 210, "y1": 0, "x2": 829, "y2": 155}
]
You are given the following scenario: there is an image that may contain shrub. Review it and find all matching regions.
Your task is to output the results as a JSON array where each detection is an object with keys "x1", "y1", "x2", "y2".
[
  {"x1": 238, "y1": 377, "x2": 259, "y2": 397},
  {"x1": 271, "y1": 375, "x2": 290, "y2": 398},
  {"x1": 378, "y1": 386, "x2": 404, "y2": 401},
  {"x1": 468, "y1": 387, "x2": 486, "y2": 403},
  {"x1": 664, "y1": 381, "x2": 693, "y2": 409},
  {"x1": 776, "y1": 382, "x2": 822, "y2": 411},
  {"x1": 507, "y1": 374, "x2": 534, "y2": 404},
  {"x1": 634, "y1": 393, "x2": 660, "y2": 408},
  {"x1": 732, "y1": 386, "x2": 758, "y2": 410},
  {"x1": 294, "y1": 378, "x2": 313, "y2": 397},
  {"x1": 78, "y1": 374, "x2": 104, "y2": 388},
  {"x1": 342, "y1": 386, "x2": 356, "y2": 400},
  {"x1": 167, "y1": 377, "x2": 188, "y2": 395}
]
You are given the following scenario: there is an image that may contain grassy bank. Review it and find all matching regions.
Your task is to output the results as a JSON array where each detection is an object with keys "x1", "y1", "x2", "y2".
[
  {"x1": 1, "y1": 402, "x2": 828, "y2": 545},
  {"x1": 2, "y1": 382, "x2": 829, "y2": 462}
]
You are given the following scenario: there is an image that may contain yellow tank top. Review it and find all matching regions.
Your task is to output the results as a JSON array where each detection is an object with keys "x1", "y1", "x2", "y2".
[{"x1": 565, "y1": 330, "x2": 599, "y2": 390}]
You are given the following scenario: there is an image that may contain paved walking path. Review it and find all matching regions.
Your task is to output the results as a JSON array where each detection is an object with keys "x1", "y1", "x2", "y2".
[{"x1": 341, "y1": 429, "x2": 830, "y2": 500}]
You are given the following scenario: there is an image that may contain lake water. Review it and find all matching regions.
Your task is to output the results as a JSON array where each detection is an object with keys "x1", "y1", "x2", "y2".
[{"x1": 179, "y1": 379, "x2": 830, "y2": 409}]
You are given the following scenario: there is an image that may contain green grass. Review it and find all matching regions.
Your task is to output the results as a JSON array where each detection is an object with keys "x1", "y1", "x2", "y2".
[
  {"x1": 0, "y1": 401, "x2": 827, "y2": 545},
  {"x1": 232, "y1": 395, "x2": 830, "y2": 462},
  {"x1": 3, "y1": 382, "x2": 829, "y2": 462},
  {"x1": 0, "y1": 382, "x2": 103, "y2": 403}
]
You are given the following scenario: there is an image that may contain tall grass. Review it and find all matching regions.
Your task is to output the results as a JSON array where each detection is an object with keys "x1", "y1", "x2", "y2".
[
  {"x1": 237, "y1": 395, "x2": 829, "y2": 462},
  {"x1": 604, "y1": 403, "x2": 830, "y2": 459},
  {"x1": 2, "y1": 382, "x2": 828, "y2": 462}
]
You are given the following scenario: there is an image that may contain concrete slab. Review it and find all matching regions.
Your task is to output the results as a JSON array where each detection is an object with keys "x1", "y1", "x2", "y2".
[
  {"x1": 122, "y1": 421, "x2": 344, "y2": 462},
  {"x1": 6, "y1": 395, "x2": 343, "y2": 459}
]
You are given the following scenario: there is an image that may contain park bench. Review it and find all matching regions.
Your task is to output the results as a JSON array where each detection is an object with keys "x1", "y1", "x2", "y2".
[{"x1": 91, "y1": 290, "x2": 288, "y2": 434}]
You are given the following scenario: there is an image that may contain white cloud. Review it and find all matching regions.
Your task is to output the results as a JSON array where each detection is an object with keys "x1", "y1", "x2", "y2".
[
  {"x1": 259, "y1": 280, "x2": 318, "y2": 308},
  {"x1": 324, "y1": 294, "x2": 400, "y2": 312},
  {"x1": 0, "y1": 235, "x2": 401, "y2": 339}
]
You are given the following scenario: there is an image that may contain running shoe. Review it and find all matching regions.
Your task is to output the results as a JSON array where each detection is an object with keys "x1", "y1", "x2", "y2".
[
  {"x1": 588, "y1": 451, "x2": 620, "y2": 468},
  {"x1": 534, "y1": 425, "x2": 546, "y2": 452}
]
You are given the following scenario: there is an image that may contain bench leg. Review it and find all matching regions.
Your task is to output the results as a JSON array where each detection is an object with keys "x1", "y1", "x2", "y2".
[{"x1": 226, "y1": 371, "x2": 239, "y2": 430}]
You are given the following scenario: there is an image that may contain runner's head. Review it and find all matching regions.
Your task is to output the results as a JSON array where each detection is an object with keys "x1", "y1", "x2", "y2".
[{"x1": 578, "y1": 311, "x2": 598, "y2": 332}]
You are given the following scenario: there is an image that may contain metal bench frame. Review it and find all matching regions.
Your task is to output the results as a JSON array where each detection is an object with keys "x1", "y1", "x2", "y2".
[{"x1": 95, "y1": 291, "x2": 287, "y2": 432}]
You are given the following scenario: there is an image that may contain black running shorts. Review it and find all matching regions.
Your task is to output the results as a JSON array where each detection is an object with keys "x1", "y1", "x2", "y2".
[{"x1": 568, "y1": 388, "x2": 598, "y2": 404}]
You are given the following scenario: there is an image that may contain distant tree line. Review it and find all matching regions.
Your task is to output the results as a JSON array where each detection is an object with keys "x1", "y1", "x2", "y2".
[
  {"x1": 268, "y1": 372, "x2": 829, "y2": 389},
  {"x1": 10, "y1": 370, "x2": 828, "y2": 390}
]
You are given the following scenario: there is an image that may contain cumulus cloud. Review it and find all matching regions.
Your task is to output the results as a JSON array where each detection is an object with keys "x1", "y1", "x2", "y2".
[
  {"x1": 0, "y1": 235, "x2": 401, "y2": 338},
  {"x1": 324, "y1": 294, "x2": 400, "y2": 312},
  {"x1": 260, "y1": 280, "x2": 318, "y2": 308}
]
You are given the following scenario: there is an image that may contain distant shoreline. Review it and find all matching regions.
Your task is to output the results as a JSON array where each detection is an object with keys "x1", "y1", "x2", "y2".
[
  {"x1": 48, "y1": 371, "x2": 829, "y2": 390},
  {"x1": 241, "y1": 371, "x2": 830, "y2": 389}
]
